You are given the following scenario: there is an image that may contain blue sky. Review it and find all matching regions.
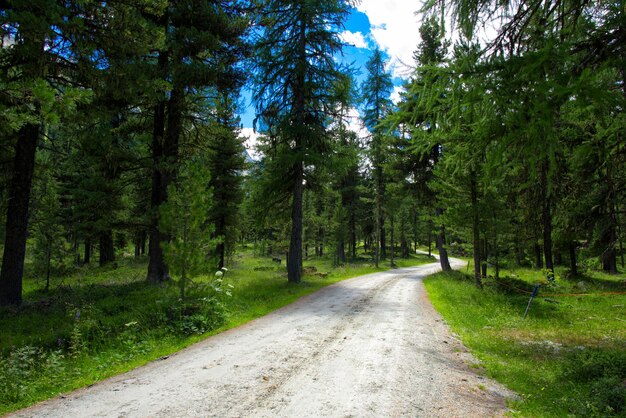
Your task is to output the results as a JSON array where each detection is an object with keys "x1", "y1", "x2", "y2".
[{"x1": 240, "y1": 2, "x2": 425, "y2": 154}]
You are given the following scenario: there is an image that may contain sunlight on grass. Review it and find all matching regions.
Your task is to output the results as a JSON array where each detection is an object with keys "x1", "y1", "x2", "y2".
[{"x1": 424, "y1": 267, "x2": 625, "y2": 417}]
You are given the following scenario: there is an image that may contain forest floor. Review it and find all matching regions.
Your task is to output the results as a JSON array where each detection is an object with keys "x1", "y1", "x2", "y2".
[{"x1": 8, "y1": 257, "x2": 516, "y2": 417}]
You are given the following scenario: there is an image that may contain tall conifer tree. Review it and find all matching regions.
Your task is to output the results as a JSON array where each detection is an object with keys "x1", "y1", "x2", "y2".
[
  {"x1": 253, "y1": 0, "x2": 352, "y2": 283},
  {"x1": 361, "y1": 48, "x2": 393, "y2": 267}
]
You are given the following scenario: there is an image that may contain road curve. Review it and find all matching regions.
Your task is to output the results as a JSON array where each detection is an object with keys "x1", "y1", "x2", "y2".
[{"x1": 12, "y1": 259, "x2": 513, "y2": 417}]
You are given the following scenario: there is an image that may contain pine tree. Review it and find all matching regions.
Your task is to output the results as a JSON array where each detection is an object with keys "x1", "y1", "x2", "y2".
[
  {"x1": 160, "y1": 160, "x2": 217, "y2": 301},
  {"x1": 0, "y1": 0, "x2": 91, "y2": 306},
  {"x1": 146, "y1": 1, "x2": 249, "y2": 283},
  {"x1": 204, "y1": 92, "x2": 246, "y2": 269}
]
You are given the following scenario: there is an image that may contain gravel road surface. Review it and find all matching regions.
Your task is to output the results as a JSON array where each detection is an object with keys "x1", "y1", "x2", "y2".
[{"x1": 12, "y1": 258, "x2": 514, "y2": 417}]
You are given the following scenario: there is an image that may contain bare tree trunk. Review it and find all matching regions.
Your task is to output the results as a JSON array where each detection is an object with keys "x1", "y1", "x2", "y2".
[
  {"x1": 99, "y1": 230, "x2": 115, "y2": 266},
  {"x1": 45, "y1": 240, "x2": 51, "y2": 292},
  {"x1": 390, "y1": 214, "x2": 395, "y2": 268},
  {"x1": 435, "y1": 208, "x2": 451, "y2": 271},
  {"x1": 569, "y1": 241, "x2": 578, "y2": 276},
  {"x1": 0, "y1": 27, "x2": 43, "y2": 306},
  {"x1": 84, "y1": 238, "x2": 91, "y2": 264},
  {"x1": 541, "y1": 162, "x2": 554, "y2": 272},
  {"x1": 147, "y1": 49, "x2": 171, "y2": 284},
  {"x1": 350, "y1": 216, "x2": 357, "y2": 259},
  {"x1": 470, "y1": 171, "x2": 482, "y2": 287},
  {"x1": 215, "y1": 216, "x2": 226, "y2": 269},
  {"x1": 288, "y1": 160, "x2": 304, "y2": 283},
  {"x1": 481, "y1": 237, "x2": 488, "y2": 278},
  {"x1": 428, "y1": 219, "x2": 433, "y2": 257},
  {"x1": 375, "y1": 202, "x2": 380, "y2": 268},
  {"x1": 515, "y1": 243, "x2": 522, "y2": 266},
  {"x1": 0, "y1": 123, "x2": 39, "y2": 306},
  {"x1": 534, "y1": 242, "x2": 543, "y2": 269}
]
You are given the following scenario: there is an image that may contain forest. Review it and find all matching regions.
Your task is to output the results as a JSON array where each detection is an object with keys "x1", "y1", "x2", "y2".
[{"x1": 0, "y1": 0, "x2": 625, "y2": 415}]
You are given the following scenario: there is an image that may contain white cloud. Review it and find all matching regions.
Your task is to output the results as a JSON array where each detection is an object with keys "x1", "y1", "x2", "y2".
[
  {"x1": 346, "y1": 107, "x2": 370, "y2": 140},
  {"x1": 240, "y1": 128, "x2": 263, "y2": 160},
  {"x1": 338, "y1": 30, "x2": 369, "y2": 49},
  {"x1": 356, "y1": 1, "x2": 421, "y2": 78},
  {"x1": 390, "y1": 85, "x2": 405, "y2": 105}
]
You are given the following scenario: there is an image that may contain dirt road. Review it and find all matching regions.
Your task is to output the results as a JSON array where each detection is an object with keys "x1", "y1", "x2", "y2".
[{"x1": 13, "y1": 259, "x2": 513, "y2": 417}]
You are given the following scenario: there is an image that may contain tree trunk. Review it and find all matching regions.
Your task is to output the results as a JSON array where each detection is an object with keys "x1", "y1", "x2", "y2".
[
  {"x1": 412, "y1": 207, "x2": 419, "y2": 254},
  {"x1": 375, "y1": 203, "x2": 380, "y2": 268},
  {"x1": 569, "y1": 241, "x2": 578, "y2": 276},
  {"x1": 147, "y1": 50, "x2": 170, "y2": 284},
  {"x1": 337, "y1": 240, "x2": 345, "y2": 265},
  {"x1": 554, "y1": 251, "x2": 562, "y2": 265},
  {"x1": 401, "y1": 238, "x2": 409, "y2": 258},
  {"x1": 134, "y1": 233, "x2": 141, "y2": 258},
  {"x1": 215, "y1": 216, "x2": 226, "y2": 269},
  {"x1": 435, "y1": 208, "x2": 451, "y2": 271},
  {"x1": 428, "y1": 219, "x2": 433, "y2": 257},
  {"x1": 99, "y1": 230, "x2": 115, "y2": 266},
  {"x1": 515, "y1": 244, "x2": 522, "y2": 266},
  {"x1": 541, "y1": 162, "x2": 554, "y2": 272},
  {"x1": 400, "y1": 216, "x2": 408, "y2": 258},
  {"x1": 390, "y1": 214, "x2": 395, "y2": 268},
  {"x1": 0, "y1": 122, "x2": 39, "y2": 306},
  {"x1": 149, "y1": 78, "x2": 183, "y2": 281},
  {"x1": 601, "y1": 209, "x2": 618, "y2": 274},
  {"x1": 140, "y1": 230, "x2": 146, "y2": 255},
  {"x1": 350, "y1": 215, "x2": 357, "y2": 259},
  {"x1": 534, "y1": 242, "x2": 543, "y2": 269},
  {"x1": 286, "y1": 14, "x2": 307, "y2": 283},
  {"x1": 73, "y1": 237, "x2": 80, "y2": 265},
  {"x1": 494, "y1": 240, "x2": 500, "y2": 280},
  {"x1": 287, "y1": 160, "x2": 304, "y2": 283},
  {"x1": 602, "y1": 244, "x2": 617, "y2": 274},
  {"x1": 146, "y1": 102, "x2": 169, "y2": 283},
  {"x1": 84, "y1": 238, "x2": 91, "y2": 264},
  {"x1": 470, "y1": 172, "x2": 482, "y2": 287},
  {"x1": 380, "y1": 219, "x2": 386, "y2": 259},
  {"x1": 481, "y1": 237, "x2": 488, "y2": 278},
  {"x1": 45, "y1": 240, "x2": 51, "y2": 292}
]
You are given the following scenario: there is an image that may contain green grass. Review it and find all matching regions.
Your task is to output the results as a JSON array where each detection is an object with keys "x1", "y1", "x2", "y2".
[
  {"x1": 424, "y1": 265, "x2": 626, "y2": 417},
  {"x1": 0, "y1": 249, "x2": 434, "y2": 415}
]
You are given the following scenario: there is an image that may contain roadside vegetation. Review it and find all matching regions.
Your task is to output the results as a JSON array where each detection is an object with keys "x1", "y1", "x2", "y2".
[
  {"x1": 0, "y1": 249, "x2": 433, "y2": 414},
  {"x1": 424, "y1": 265, "x2": 626, "y2": 417}
]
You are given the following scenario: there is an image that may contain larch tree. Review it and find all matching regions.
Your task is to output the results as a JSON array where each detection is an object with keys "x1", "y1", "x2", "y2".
[
  {"x1": 360, "y1": 48, "x2": 393, "y2": 268},
  {"x1": 391, "y1": 15, "x2": 452, "y2": 272},
  {"x1": 252, "y1": 0, "x2": 353, "y2": 283}
]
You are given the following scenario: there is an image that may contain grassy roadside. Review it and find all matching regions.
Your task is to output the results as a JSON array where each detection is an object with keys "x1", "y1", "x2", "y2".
[
  {"x1": 424, "y1": 266, "x2": 625, "y2": 417},
  {"x1": 0, "y1": 250, "x2": 434, "y2": 415}
]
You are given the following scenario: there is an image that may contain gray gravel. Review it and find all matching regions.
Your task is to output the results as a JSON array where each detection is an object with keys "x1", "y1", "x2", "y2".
[{"x1": 12, "y1": 259, "x2": 515, "y2": 417}]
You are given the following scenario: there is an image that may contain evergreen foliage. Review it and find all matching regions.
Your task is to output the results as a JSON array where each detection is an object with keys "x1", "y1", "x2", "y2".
[{"x1": 160, "y1": 159, "x2": 217, "y2": 301}]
